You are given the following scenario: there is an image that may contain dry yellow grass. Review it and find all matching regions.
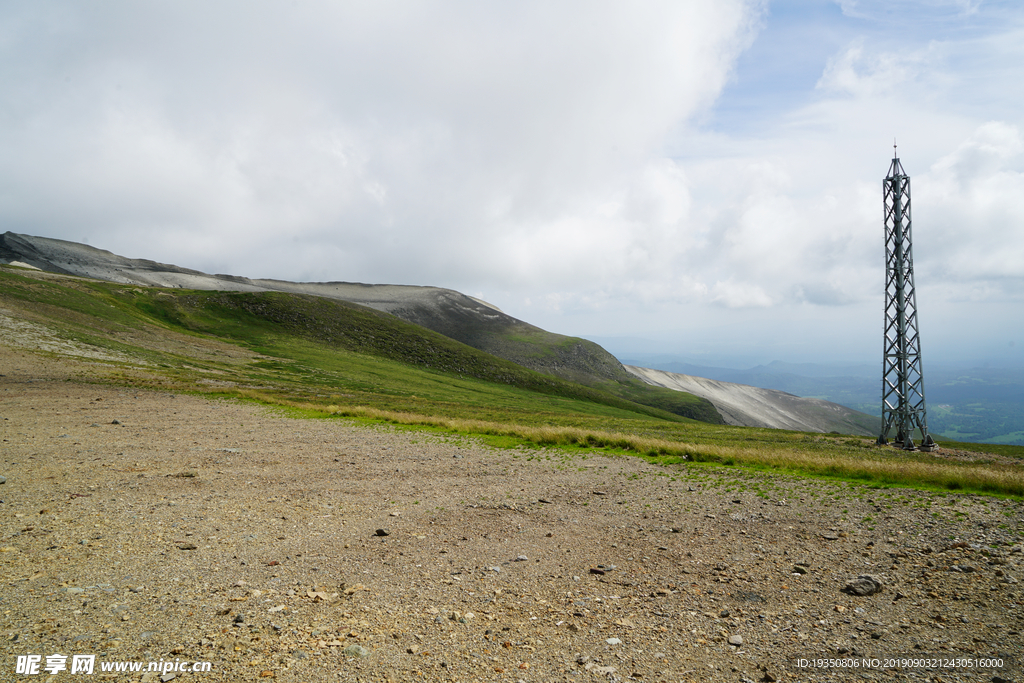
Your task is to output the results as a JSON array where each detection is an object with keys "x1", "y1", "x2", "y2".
[{"x1": 301, "y1": 401, "x2": 1024, "y2": 497}]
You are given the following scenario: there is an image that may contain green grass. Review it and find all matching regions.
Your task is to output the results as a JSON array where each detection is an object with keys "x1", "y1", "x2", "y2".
[
  {"x1": 127, "y1": 288, "x2": 713, "y2": 423},
  {"x1": 3, "y1": 264, "x2": 1024, "y2": 498}
]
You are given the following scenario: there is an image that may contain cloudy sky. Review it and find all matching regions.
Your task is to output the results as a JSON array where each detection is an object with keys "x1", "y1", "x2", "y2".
[{"x1": 3, "y1": 0, "x2": 1022, "y2": 367}]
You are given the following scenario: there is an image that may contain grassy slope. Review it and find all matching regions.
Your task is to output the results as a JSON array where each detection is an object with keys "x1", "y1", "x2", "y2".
[
  {"x1": 0, "y1": 268, "x2": 701, "y2": 427},
  {"x1": 377, "y1": 304, "x2": 724, "y2": 424},
  {"x1": 3, "y1": 265, "x2": 1023, "y2": 499},
  {"x1": 135, "y1": 289, "x2": 716, "y2": 423}
]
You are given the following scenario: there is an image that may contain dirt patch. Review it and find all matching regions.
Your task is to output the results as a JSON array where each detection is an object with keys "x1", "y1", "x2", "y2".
[{"x1": 1, "y1": 352, "x2": 1023, "y2": 682}]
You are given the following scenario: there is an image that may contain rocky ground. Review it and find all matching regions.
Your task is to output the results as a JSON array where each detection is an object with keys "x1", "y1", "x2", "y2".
[{"x1": 2, "y1": 351, "x2": 1024, "y2": 683}]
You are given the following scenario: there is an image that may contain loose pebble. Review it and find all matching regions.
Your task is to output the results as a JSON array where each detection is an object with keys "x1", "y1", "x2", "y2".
[{"x1": 2, "y1": 381, "x2": 1021, "y2": 682}]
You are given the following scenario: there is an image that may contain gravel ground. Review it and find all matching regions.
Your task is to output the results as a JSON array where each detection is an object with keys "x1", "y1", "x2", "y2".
[{"x1": 2, "y1": 355, "x2": 1024, "y2": 683}]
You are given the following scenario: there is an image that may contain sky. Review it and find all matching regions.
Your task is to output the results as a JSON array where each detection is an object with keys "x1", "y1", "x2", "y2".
[{"x1": 2, "y1": 0, "x2": 1022, "y2": 368}]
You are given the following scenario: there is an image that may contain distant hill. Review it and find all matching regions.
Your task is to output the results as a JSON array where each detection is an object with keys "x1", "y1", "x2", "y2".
[
  {"x1": 621, "y1": 355, "x2": 1024, "y2": 446},
  {"x1": 2, "y1": 231, "x2": 885, "y2": 435},
  {"x1": 624, "y1": 365, "x2": 877, "y2": 435},
  {"x1": 0, "y1": 232, "x2": 719, "y2": 424}
]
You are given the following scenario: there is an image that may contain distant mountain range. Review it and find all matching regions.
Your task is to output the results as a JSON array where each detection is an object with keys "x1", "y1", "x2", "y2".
[
  {"x1": 620, "y1": 356, "x2": 1024, "y2": 446},
  {"x1": 624, "y1": 365, "x2": 877, "y2": 434},
  {"x1": 2, "y1": 231, "x2": 876, "y2": 435}
]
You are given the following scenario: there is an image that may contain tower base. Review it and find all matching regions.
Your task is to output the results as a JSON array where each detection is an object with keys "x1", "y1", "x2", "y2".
[{"x1": 877, "y1": 434, "x2": 937, "y2": 452}]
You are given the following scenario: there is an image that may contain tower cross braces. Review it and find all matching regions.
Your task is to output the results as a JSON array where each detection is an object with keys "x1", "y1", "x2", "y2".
[{"x1": 877, "y1": 148, "x2": 935, "y2": 451}]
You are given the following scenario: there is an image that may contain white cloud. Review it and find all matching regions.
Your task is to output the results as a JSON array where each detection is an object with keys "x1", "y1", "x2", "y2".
[
  {"x1": 918, "y1": 121, "x2": 1024, "y2": 289},
  {"x1": 835, "y1": 0, "x2": 984, "y2": 21},
  {"x1": 710, "y1": 278, "x2": 773, "y2": 308},
  {"x1": 1, "y1": 0, "x2": 1021, "y2": 364},
  {"x1": 0, "y1": 1, "x2": 761, "y2": 283},
  {"x1": 816, "y1": 40, "x2": 939, "y2": 98}
]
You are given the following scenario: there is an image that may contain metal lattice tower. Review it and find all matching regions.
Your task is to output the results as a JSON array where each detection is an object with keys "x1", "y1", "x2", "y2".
[{"x1": 877, "y1": 145, "x2": 935, "y2": 451}]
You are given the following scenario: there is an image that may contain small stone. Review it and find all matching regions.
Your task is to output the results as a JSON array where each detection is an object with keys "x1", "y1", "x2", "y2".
[
  {"x1": 515, "y1": 555, "x2": 528, "y2": 562},
  {"x1": 0, "y1": 475, "x2": 6, "y2": 485},
  {"x1": 605, "y1": 637, "x2": 622, "y2": 645},
  {"x1": 342, "y1": 644, "x2": 370, "y2": 658},
  {"x1": 111, "y1": 419, "x2": 121, "y2": 425},
  {"x1": 793, "y1": 565, "x2": 808, "y2": 575},
  {"x1": 719, "y1": 609, "x2": 730, "y2": 618},
  {"x1": 728, "y1": 635, "x2": 743, "y2": 646},
  {"x1": 374, "y1": 529, "x2": 389, "y2": 537},
  {"x1": 842, "y1": 575, "x2": 883, "y2": 596}
]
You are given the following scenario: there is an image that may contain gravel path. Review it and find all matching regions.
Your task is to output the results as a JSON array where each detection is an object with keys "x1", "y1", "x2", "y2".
[{"x1": 2, "y1": 361, "x2": 1023, "y2": 682}]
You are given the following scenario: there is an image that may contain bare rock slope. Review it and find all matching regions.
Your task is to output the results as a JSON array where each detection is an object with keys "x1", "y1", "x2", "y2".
[{"x1": 625, "y1": 364, "x2": 877, "y2": 435}]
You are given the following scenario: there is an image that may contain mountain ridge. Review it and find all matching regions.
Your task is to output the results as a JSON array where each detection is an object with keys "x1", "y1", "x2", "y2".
[{"x1": 2, "y1": 231, "x2": 878, "y2": 433}]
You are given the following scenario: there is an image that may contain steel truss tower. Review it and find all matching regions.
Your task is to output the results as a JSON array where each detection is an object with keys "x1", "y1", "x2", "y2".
[{"x1": 877, "y1": 148, "x2": 935, "y2": 451}]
